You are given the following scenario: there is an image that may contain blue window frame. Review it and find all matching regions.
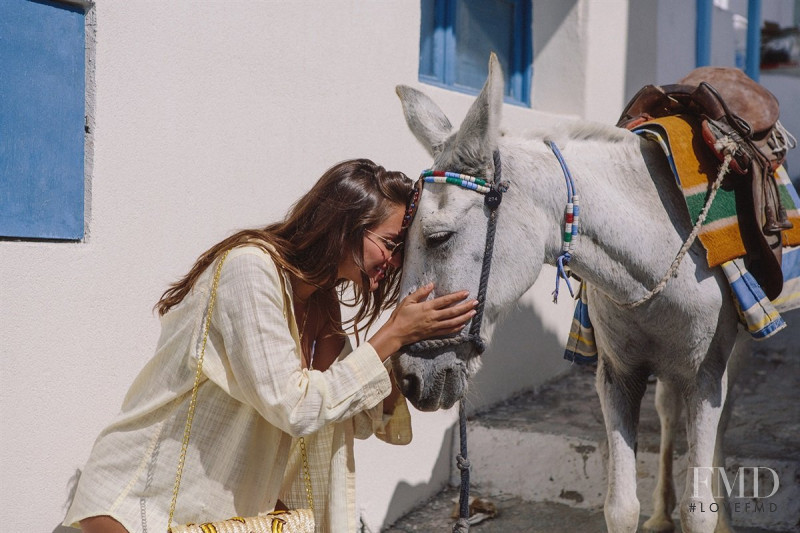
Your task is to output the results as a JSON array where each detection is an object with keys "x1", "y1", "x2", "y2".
[
  {"x1": 419, "y1": 0, "x2": 532, "y2": 107},
  {"x1": 0, "y1": 0, "x2": 86, "y2": 240}
]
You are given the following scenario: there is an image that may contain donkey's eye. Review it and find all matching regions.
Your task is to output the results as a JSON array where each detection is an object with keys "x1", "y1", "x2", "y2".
[{"x1": 426, "y1": 231, "x2": 454, "y2": 248}]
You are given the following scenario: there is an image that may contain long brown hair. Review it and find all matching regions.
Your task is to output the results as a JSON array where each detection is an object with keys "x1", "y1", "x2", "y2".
[{"x1": 156, "y1": 159, "x2": 412, "y2": 332}]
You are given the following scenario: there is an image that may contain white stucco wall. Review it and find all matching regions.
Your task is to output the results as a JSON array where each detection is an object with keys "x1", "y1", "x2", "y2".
[
  {"x1": 14, "y1": 1, "x2": 796, "y2": 532},
  {"x1": 4, "y1": 3, "x2": 449, "y2": 531},
  {"x1": 532, "y1": 0, "x2": 630, "y2": 124},
  {"x1": 1, "y1": 3, "x2": 595, "y2": 532}
]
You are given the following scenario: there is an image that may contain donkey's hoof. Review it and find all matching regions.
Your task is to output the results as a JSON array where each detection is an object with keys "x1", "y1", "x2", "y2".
[{"x1": 642, "y1": 515, "x2": 675, "y2": 532}]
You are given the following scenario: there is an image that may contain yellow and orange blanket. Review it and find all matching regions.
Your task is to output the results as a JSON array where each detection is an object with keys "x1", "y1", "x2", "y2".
[{"x1": 633, "y1": 115, "x2": 800, "y2": 265}]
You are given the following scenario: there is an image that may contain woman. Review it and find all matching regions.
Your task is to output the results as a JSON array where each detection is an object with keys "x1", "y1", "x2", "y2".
[{"x1": 64, "y1": 159, "x2": 477, "y2": 533}]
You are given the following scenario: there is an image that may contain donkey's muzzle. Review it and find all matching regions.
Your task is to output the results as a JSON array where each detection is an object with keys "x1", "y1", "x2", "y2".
[{"x1": 393, "y1": 351, "x2": 468, "y2": 411}]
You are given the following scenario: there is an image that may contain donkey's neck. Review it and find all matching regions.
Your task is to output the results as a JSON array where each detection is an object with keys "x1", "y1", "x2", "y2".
[{"x1": 512, "y1": 130, "x2": 687, "y2": 304}]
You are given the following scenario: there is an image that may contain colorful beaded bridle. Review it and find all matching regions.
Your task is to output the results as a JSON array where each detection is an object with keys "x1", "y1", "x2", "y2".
[
  {"x1": 400, "y1": 150, "x2": 509, "y2": 356},
  {"x1": 399, "y1": 150, "x2": 509, "y2": 533},
  {"x1": 400, "y1": 141, "x2": 579, "y2": 353}
]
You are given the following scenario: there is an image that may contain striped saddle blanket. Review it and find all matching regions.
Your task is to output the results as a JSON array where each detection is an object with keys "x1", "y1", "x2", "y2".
[
  {"x1": 565, "y1": 116, "x2": 800, "y2": 365},
  {"x1": 565, "y1": 246, "x2": 800, "y2": 365},
  {"x1": 631, "y1": 114, "x2": 800, "y2": 266}
]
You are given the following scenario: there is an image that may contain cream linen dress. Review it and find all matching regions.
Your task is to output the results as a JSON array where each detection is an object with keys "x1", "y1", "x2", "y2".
[{"x1": 63, "y1": 245, "x2": 412, "y2": 533}]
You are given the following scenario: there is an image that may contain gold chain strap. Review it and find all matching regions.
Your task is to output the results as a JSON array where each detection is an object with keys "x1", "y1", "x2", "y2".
[
  {"x1": 298, "y1": 436, "x2": 314, "y2": 511},
  {"x1": 166, "y1": 250, "x2": 314, "y2": 531}
]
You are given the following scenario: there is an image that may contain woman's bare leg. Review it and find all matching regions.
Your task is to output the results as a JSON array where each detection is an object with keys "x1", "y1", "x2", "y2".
[{"x1": 80, "y1": 515, "x2": 129, "y2": 533}]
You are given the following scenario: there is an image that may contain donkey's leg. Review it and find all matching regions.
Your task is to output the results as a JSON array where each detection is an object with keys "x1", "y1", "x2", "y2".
[
  {"x1": 643, "y1": 378, "x2": 683, "y2": 532},
  {"x1": 597, "y1": 357, "x2": 648, "y2": 533},
  {"x1": 711, "y1": 384, "x2": 735, "y2": 533},
  {"x1": 712, "y1": 331, "x2": 749, "y2": 533},
  {"x1": 681, "y1": 356, "x2": 729, "y2": 533}
]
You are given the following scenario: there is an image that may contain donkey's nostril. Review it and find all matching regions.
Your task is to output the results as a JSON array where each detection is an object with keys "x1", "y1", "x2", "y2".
[{"x1": 401, "y1": 374, "x2": 421, "y2": 401}]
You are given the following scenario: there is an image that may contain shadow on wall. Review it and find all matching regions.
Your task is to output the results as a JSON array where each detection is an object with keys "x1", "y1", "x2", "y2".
[
  {"x1": 380, "y1": 422, "x2": 456, "y2": 530},
  {"x1": 467, "y1": 300, "x2": 572, "y2": 413},
  {"x1": 532, "y1": 0, "x2": 579, "y2": 63}
]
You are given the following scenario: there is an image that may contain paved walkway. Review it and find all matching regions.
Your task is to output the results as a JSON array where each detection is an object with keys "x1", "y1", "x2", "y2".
[{"x1": 385, "y1": 309, "x2": 799, "y2": 532}]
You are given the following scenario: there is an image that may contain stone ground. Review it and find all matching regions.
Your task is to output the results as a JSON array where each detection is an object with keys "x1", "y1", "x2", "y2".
[
  {"x1": 384, "y1": 309, "x2": 799, "y2": 532},
  {"x1": 383, "y1": 486, "x2": 786, "y2": 533}
]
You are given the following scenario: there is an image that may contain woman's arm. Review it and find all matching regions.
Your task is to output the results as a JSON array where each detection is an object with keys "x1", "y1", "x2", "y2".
[
  {"x1": 210, "y1": 249, "x2": 392, "y2": 437},
  {"x1": 208, "y1": 248, "x2": 475, "y2": 438}
]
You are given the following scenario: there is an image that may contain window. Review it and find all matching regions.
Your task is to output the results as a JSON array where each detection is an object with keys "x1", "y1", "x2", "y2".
[
  {"x1": 419, "y1": 0, "x2": 532, "y2": 106},
  {"x1": 0, "y1": 0, "x2": 86, "y2": 240}
]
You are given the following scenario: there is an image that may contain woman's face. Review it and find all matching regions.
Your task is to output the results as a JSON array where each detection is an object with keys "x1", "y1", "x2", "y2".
[{"x1": 339, "y1": 203, "x2": 405, "y2": 291}]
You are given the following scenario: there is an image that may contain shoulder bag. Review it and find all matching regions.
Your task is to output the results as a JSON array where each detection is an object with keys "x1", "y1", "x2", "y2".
[{"x1": 167, "y1": 250, "x2": 315, "y2": 533}]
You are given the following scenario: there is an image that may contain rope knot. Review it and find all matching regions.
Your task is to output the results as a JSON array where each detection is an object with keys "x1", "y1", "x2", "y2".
[
  {"x1": 714, "y1": 135, "x2": 739, "y2": 157},
  {"x1": 552, "y1": 252, "x2": 574, "y2": 303},
  {"x1": 452, "y1": 518, "x2": 471, "y2": 532},
  {"x1": 456, "y1": 454, "x2": 471, "y2": 470}
]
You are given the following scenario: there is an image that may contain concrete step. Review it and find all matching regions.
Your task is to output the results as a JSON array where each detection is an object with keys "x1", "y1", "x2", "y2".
[{"x1": 385, "y1": 312, "x2": 799, "y2": 532}]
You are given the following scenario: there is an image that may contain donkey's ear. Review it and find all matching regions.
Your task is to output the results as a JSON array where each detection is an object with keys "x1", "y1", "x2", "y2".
[
  {"x1": 454, "y1": 53, "x2": 504, "y2": 156},
  {"x1": 396, "y1": 85, "x2": 453, "y2": 157}
]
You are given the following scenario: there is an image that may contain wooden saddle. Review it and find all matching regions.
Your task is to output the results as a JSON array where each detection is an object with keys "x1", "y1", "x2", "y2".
[{"x1": 618, "y1": 66, "x2": 795, "y2": 299}]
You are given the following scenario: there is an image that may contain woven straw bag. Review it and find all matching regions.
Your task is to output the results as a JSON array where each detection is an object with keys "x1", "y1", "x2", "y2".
[
  {"x1": 167, "y1": 251, "x2": 315, "y2": 533},
  {"x1": 168, "y1": 510, "x2": 315, "y2": 533}
]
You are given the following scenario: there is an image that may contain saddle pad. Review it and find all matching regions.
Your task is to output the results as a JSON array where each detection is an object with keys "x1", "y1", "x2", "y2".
[
  {"x1": 564, "y1": 244, "x2": 800, "y2": 364},
  {"x1": 563, "y1": 284, "x2": 596, "y2": 365},
  {"x1": 632, "y1": 115, "x2": 800, "y2": 268},
  {"x1": 774, "y1": 243, "x2": 800, "y2": 312}
]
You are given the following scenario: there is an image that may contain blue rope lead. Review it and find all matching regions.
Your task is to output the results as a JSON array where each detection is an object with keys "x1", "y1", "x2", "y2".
[
  {"x1": 546, "y1": 140, "x2": 579, "y2": 303},
  {"x1": 547, "y1": 140, "x2": 575, "y2": 201},
  {"x1": 553, "y1": 252, "x2": 575, "y2": 303},
  {"x1": 453, "y1": 400, "x2": 471, "y2": 533}
]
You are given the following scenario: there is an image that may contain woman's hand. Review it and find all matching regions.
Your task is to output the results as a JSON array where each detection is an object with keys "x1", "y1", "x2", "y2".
[{"x1": 368, "y1": 283, "x2": 478, "y2": 361}]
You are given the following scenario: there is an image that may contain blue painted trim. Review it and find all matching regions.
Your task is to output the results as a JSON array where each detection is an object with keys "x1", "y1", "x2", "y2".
[
  {"x1": 0, "y1": 0, "x2": 86, "y2": 240},
  {"x1": 418, "y1": 76, "x2": 531, "y2": 108},
  {"x1": 432, "y1": 0, "x2": 447, "y2": 81},
  {"x1": 746, "y1": 0, "x2": 761, "y2": 81},
  {"x1": 518, "y1": 0, "x2": 532, "y2": 106},
  {"x1": 418, "y1": 0, "x2": 532, "y2": 107},
  {"x1": 696, "y1": 0, "x2": 713, "y2": 67},
  {"x1": 509, "y1": 0, "x2": 532, "y2": 105},
  {"x1": 443, "y1": 0, "x2": 456, "y2": 86}
]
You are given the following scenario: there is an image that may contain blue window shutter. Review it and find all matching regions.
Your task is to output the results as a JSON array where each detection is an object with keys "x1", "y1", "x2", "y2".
[
  {"x1": 0, "y1": 0, "x2": 86, "y2": 240},
  {"x1": 418, "y1": 0, "x2": 532, "y2": 107},
  {"x1": 453, "y1": 0, "x2": 516, "y2": 92},
  {"x1": 419, "y1": 0, "x2": 437, "y2": 79},
  {"x1": 419, "y1": 0, "x2": 451, "y2": 84}
]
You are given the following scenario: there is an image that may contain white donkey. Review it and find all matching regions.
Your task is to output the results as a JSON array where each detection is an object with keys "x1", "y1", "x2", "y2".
[{"x1": 391, "y1": 55, "x2": 786, "y2": 532}]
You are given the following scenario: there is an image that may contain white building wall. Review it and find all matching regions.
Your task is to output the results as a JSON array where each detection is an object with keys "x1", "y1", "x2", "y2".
[
  {"x1": 9, "y1": 1, "x2": 797, "y2": 532},
  {"x1": 2, "y1": 2, "x2": 592, "y2": 532}
]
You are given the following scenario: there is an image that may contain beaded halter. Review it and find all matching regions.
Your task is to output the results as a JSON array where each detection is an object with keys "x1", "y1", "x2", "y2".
[
  {"x1": 401, "y1": 151, "x2": 509, "y2": 356},
  {"x1": 400, "y1": 151, "x2": 509, "y2": 533},
  {"x1": 421, "y1": 170, "x2": 493, "y2": 193}
]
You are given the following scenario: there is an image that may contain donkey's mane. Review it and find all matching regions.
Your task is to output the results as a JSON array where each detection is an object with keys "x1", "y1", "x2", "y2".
[{"x1": 513, "y1": 117, "x2": 636, "y2": 147}]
